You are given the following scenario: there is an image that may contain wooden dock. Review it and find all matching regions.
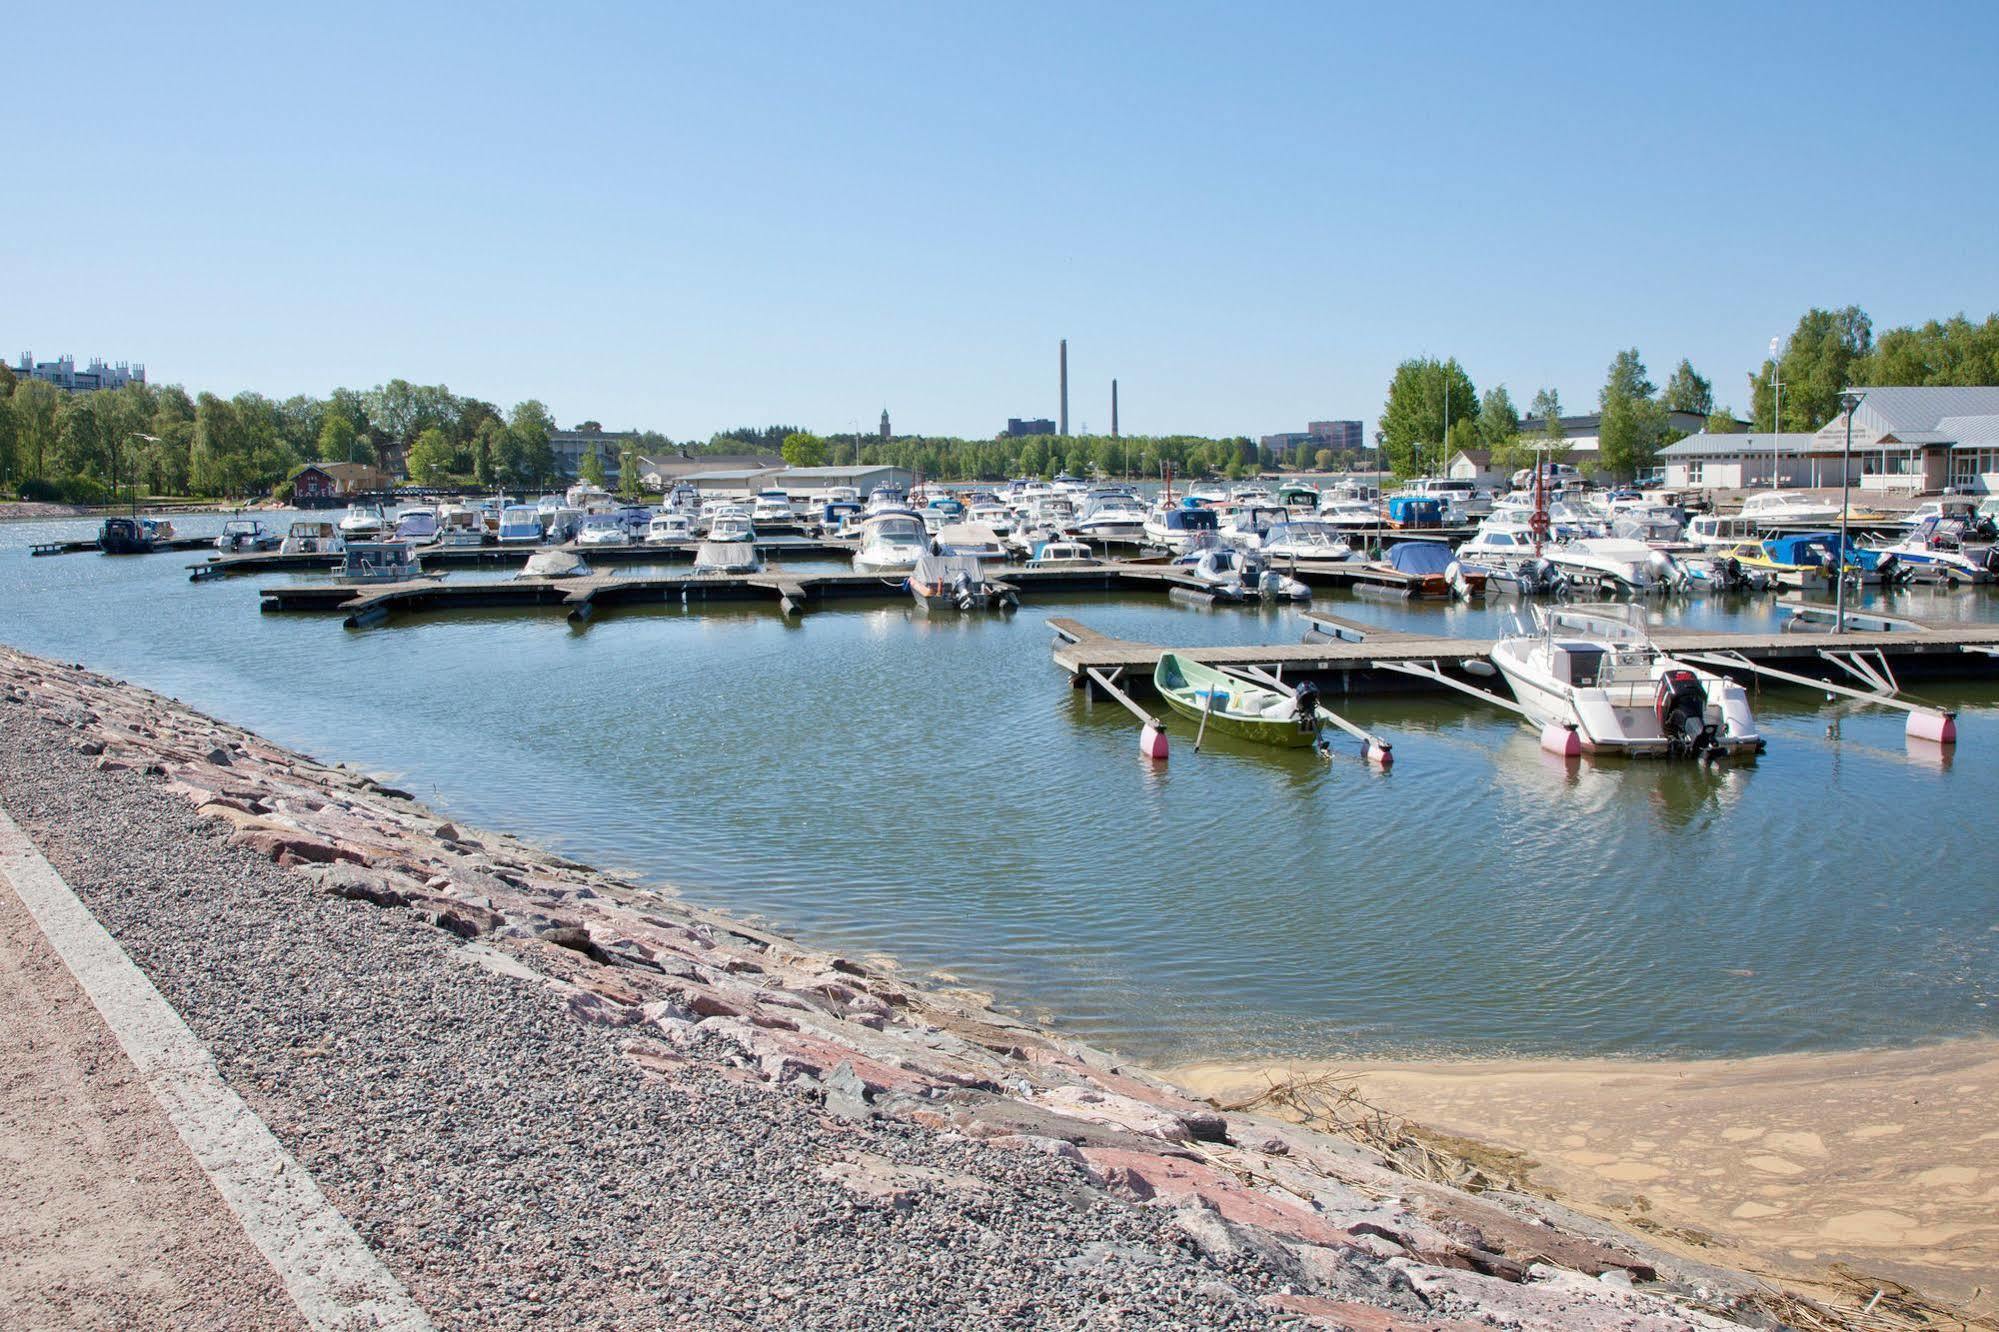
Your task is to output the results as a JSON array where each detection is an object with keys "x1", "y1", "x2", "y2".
[
  {"x1": 196, "y1": 537, "x2": 860, "y2": 579},
  {"x1": 33, "y1": 535, "x2": 218, "y2": 558},
  {"x1": 255, "y1": 560, "x2": 1253, "y2": 627},
  {"x1": 1048, "y1": 614, "x2": 1999, "y2": 697}
]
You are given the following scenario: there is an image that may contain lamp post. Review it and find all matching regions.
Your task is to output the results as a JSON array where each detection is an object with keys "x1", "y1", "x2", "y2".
[
  {"x1": 1835, "y1": 391, "x2": 1864, "y2": 632},
  {"x1": 1768, "y1": 337, "x2": 1784, "y2": 490}
]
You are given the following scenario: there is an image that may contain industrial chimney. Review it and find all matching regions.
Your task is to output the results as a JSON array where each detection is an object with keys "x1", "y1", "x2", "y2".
[{"x1": 1059, "y1": 339, "x2": 1069, "y2": 437}]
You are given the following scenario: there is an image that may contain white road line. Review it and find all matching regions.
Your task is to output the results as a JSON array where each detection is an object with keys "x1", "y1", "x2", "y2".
[{"x1": 0, "y1": 806, "x2": 434, "y2": 1332}]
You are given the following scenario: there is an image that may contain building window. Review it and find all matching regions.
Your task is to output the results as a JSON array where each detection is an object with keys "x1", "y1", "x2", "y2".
[{"x1": 1685, "y1": 461, "x2": 1704, "y2": 484}]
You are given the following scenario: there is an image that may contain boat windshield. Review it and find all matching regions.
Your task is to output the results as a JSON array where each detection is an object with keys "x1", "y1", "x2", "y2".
[{"x1": 1537, "y1": 602, "x2": 1654, "y2": 644}]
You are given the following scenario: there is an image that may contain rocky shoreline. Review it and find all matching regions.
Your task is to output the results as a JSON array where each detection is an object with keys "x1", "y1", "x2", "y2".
[{"x1": 0, "y1": 643, "x2": 1867, "y2": 1329}]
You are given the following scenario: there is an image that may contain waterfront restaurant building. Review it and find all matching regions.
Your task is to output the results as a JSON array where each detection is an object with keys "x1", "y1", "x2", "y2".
[
  {"x1": 290, "y1": 461, "x2": 391, "y2": 505},
  {"x1": 1660, "y1": 387, "x2": 1999, "y2": 495}
]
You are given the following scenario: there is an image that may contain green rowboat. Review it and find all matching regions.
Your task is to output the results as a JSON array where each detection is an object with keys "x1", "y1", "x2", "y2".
[{"x1": 1152, "y1": 653, "x2": 1322, "y2": 748}]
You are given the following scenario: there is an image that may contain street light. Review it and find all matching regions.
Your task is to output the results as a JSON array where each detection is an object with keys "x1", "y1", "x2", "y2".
[
  {"x1": 1767, "y1": 336, "x2": 1784, "y2": 490},
  {"x1": 122, "y1": 432, "x2": 159, "y2": 514},
  {"x1": 1835, "y1": 391, "x2": 1864, "y2": 632}
]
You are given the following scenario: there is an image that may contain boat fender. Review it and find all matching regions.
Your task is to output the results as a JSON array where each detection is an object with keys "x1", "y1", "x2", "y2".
[
  {"x1": 1539, "y1": 723, "x2": 1582, "y2": 758},
  {"x1": 1365, "y1": 739, "x2": 1393, "y2": 768},
  {"x1": 1139, "y1": 719, "x2": 1169, "y2": 761}
]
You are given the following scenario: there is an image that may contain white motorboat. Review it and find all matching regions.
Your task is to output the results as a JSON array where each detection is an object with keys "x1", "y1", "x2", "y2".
[
  {"x1": 1685, "y1": 514, "x2": 1759, "y2": 548},
  {"x1": 1186, "y1": 482, "x2": 1230, "y2": 505},
  {"x1": 1142, "y1": 504, "x2": 1223, "y2": 553},
  {"x1": 215, "y1": 518, "x2": 279, "y2": 553},
  {"x1": 1609, "y1": 508, "x2": 1685, "y2": 545},
  {"x1": 279, "y1": 520, "x2": 344, "y2": 555},
  {"x1": 852, "y1": 511, "x2": 931, "y2": 572},
  {"x1": 575, "y1": 514, "x2": 631, "y2": 547},
  {"x1": 645, "y1": 512, "x2": 695, "y2": 545},
  {"x1": 544, "y1": 506, "x2": 586, "y2": 543},
  {"x1": 1738, "y1": 491, "x2": 1842, "y2": 525},
  {"x1": 691, "y1": 540, "x2": 762, "y2": 574},
  {"x1": 909, "y1": 553, "x2": 1013, "y2": 613},
  {"x1": 1548, "y1": 537, "x2": 1686, "y2": 595},
  {"x1": 1217, "y1": 503, "x2": 1288, "y2": 550},
  {"x1": 1179, "y1": 546, "x2": 1251, "y2": 595},
  {"x1": 966, "y1": 502, "x2": 1015, "y2": 538},
  {"x1": 395, "y1": 506, "x2": 440, "y2": 543},
  {"x1": 1025, "y1": 538, "x2": 1098, "y2": 568},
  {"x1": 751, "y1": 489, "x2": 795, "y2": 524},
  {"x1": 337, "y1": 504, "x2": 386, "y2": 539},
  {"x1": 1075, "y1": 494, "x2": 1147, "y2": 541},
  {"x1": 498, "y1": 505, "x2": 545, "y2": 545},
  {"x1": 864, "y1": 485, "x2": 910, "y2": 515},
  {"x1": 1257, "y1": 519, "x2": 1354, "y2": 562},
  {"x1": 1870, "y1": 519, "x2": 1995, "y2": 583},
  {"x1": 1315, "y1": 497, "x2": 1385, "y2": 534},
  {"x1": 934, "y1": 522, "x2": 1008, "y2": 562},
  {"x1": 519, "y1": 549, "x2": 591, "y2": 579},
  {"x1": 436, "y1": 504, "x2": 486, "y2": 546},
  {"x1": 707, "y1": 507, "x2": 756, "y2": 543},
  {"x1": 566, "y1": 482, "x2": 614, "y2": 510},
  {"x1": 339, "y1": 541, "x2": 432, "y2": 584},
  {"x1": 1491, "y1": 603, "x2": 1764, "y2": 758}
]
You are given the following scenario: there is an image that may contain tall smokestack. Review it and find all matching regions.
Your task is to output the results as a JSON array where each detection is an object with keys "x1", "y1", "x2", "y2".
[
  {"x1": 1111, "y1": 379, "x2": 1119, "y2": 438},
  {"x1": 1059, "y1": 339, "x2": 1069, "y2": 437}
]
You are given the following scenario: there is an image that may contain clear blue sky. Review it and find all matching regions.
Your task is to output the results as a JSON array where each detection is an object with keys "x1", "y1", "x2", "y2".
[{"x1": 7, "y1": 2, "x2": 1997, "y2": 441}]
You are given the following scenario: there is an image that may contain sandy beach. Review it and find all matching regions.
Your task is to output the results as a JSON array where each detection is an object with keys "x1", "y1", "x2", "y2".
[{"x1": 1168, "y1": 1042, "x2": 1999, "y2": 1315}]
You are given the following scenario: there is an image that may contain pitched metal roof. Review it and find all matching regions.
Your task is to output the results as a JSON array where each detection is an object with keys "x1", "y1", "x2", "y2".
[
  {"x1": 1937, "y1": 413, "x2": 1999, "y2": 449},
  {"x1": 1658, "y1": 432, "x2": 1818, "y2": 458},
  {"x1": 1846, "y1": 386, "x2": 1999, "y2": 435}
]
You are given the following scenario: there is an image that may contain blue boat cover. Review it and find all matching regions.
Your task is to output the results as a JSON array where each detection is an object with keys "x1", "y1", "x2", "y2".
[{"x1": 1385, "y1": 541, "x2": 1455, "y2": 574}]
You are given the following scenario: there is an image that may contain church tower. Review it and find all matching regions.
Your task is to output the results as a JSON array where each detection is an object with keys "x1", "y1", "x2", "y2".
[{"x1": 879, "y1": 409, "x2": 891, "y2": 441}]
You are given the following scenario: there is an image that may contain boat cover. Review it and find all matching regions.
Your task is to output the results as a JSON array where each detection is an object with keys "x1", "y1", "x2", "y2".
[
  {"x1": 911, "y1": 553, "x2": 985, "y2": 584},
  {"x1": 1385, "y1": 541, "x2": 1455, "y2": 575}
]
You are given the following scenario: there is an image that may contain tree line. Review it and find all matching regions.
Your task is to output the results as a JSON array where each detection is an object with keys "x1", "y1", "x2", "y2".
[
  {"x1": 1376, "y1": 307, "x2": 1999, "y2": 482},
  {"x1": 7, "y1": 306, "x2": 1991, "y2": 500}
]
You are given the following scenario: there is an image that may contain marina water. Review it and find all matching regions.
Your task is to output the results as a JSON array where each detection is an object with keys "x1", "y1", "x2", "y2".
[{"x1": 4, "y1": 512, "x2": 1995, "y2": 1063}]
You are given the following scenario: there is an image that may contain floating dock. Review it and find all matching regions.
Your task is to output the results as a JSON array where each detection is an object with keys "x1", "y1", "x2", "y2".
[
  {"x1": 1049, "y1": 613, "x2": 1999, "y2": 697},
  {"x1": 196, "y1": 538, "x2": 860, "y2": 579},
  {"x1": 254, "y1": 560, "x2": 1269, "y2": 627},
  {"x1": 33, "y1": 535, "x2": 219, "y2": 558}
]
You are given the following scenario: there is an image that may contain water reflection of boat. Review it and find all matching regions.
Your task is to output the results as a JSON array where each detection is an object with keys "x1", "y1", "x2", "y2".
[{"x1": 1152, "y1": 653, "x2": 1321, "y2": 748}]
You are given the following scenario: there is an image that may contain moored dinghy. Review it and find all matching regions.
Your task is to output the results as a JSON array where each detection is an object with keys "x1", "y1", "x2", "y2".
[{"x1": 1152, "y1": 653, "x2": 1323, "y2": 747}]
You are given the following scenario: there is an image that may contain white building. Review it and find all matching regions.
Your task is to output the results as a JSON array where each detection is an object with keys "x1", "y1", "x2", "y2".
[
  {"x1": 1660, "y1": 387, "x2": 1999, "y2": 495},
  {"x1": 11, "y1": 352, "x2": 145, "y2": 393}
]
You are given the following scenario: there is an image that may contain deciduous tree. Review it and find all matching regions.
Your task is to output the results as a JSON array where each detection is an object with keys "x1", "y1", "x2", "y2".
[
  {"x1": 1380, "y1": 357, "x2": 1476, "y2": 479},
  {"x1": 1661, "y1": 359, "x2": 1713, "y2": 416},
  {"x1": 780, "y1": 431, "x2": 827, "y2": 468},
  {"x1": 405, "y1": 426, "x2": 456, "y2": 484}
]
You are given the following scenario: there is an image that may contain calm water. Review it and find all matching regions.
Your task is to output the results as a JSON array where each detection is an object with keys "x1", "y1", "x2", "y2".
[{"x1": 4, "y1": 511, "x2": 1996, "y2": 1063}]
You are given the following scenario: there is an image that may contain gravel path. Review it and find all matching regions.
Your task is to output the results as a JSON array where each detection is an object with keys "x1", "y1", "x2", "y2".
[
  {"x1": 0, "y1": 705, "x2": 1281, "y2": 1329},
  {"x1": 0, "y1": 856, "x2": 306, "y2": 1332}
]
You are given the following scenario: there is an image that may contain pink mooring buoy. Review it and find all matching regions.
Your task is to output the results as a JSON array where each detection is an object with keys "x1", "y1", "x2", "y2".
[
  {"x1": 1905, "y1": 710, "x2": 1957, "y2": 745},
  {"x1": 1539, "y1": 723, "x2": 1582, "y2": 758},
  {"x1": 1139, "y1": 720, "x2": 1169, "y2": 761}
]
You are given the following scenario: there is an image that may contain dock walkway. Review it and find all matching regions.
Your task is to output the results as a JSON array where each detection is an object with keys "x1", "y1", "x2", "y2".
[{"x1": 1048, "y1": 614, "x2": 1999, "y2": 695}]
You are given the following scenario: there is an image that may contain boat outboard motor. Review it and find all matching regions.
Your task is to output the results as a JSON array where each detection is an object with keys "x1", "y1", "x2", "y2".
[
  {"x1": 952, "y1": 569, "x2": 980, "y2": 611},
  {"x1": 1291, "y1": 680, "x2": 1322, "y2": 730},
  {"x1": 1654, "y1": 669, "x2": 1717, "y2": 758},
  {"x1": 1446, "y1": 559, "x2": 1471, "y2": 600}
]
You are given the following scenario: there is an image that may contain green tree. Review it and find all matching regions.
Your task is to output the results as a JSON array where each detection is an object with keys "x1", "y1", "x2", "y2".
[
  {"x1": 472, "y1": 419, "x2": 503, "y2": 487},
  {"x1": 1597, "y1": 351, "x2": 1668, "y2": 480},
  {"x1": 1313, "y1": 447, "x2": 1334, "y2": 471},
  {"x1": 0, "y1": 361, "x2": 15, "y2": 396},
  {"x1": 1475, "y1": 385, "x2": 1518, "y2": 461},
  {"x1": 578, "y1": 447, "x2": 607, "y2": 487},
  {"x1": 507, "y1": 400, "x2": 555, "y2": 486},
  {"x1": 405, "y1": 426, "x2": 456, "y2": 484},
  {"x1": 1379, "y1": 357, "x2": 1477, "y2": 479},
  {"x1": 617, "y1": 445, "x2": 643, "y2": 498},
  {"x1": 0, "y1": 394, "x2": 17, "y2": 488},
  {"x1": 1756, "y1": 306, "x2": 1873, "y2": 431},
  {"x1": 10, "y1": 379, "x2": 61, "y2": 480},
  {"x1": 780, "y1": 431, "x2": 827, "y2": 467},
  {"x1": 1705, "y1": 406, "x2": 1745, "y2": 434},
  {"x1": 54, "y1": 392, "x2": 113, "y2": 484},
  {"x1": 316, "y1": 413, "x2": 356, "y2": 463},
  {"x1": 1851, "y1": 312, "x2": 1999, "y2": 386},
  {"x1": 1661, "y1": 359, "x2": 1713, "y2": 416}
]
